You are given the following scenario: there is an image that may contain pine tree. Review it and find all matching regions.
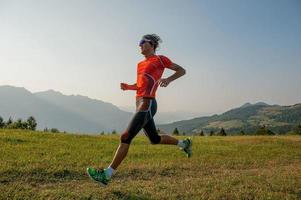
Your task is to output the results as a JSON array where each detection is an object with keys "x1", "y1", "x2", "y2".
[
  {"x1": 172, "y1": 128, "x2": 179, "y2": 136},
  {"x1": 297, "y1": 124, "x2": 301, "y2": 135},
  {"x1": 199, "y1": 130, "x2": 204, "y2": 136},
  {"x1": 209, "y1": 130, "x2": 214, "y2": 136},
  {"x1": 218, "y1": 128, "x2": 227, "y2": 136}
]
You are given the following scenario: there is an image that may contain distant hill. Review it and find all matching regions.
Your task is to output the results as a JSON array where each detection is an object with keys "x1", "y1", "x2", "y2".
[
  {"x1": 158, "y1": 102, "x2": 301, "y2": 135},
  {"x1": 1, "y1": 85, "x2": 300, "y2": 135},
  {"x1": 0, "y1": 85, "x2": 132, "y2": 133}
]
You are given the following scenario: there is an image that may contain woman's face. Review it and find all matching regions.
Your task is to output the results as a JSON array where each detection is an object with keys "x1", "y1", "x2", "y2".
[{"x1": 139, "y1": 40, "x2": 154, "y2": 55}]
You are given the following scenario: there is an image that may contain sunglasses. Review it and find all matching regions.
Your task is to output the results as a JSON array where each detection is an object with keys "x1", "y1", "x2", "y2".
[{"x1": 139, "y1": 39, "x2": 152, "y2": 46}]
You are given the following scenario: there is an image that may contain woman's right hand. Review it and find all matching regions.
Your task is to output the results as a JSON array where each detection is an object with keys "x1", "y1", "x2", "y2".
[{"x1": 120, "y1": 83, "x2": 129, "y2": 90}]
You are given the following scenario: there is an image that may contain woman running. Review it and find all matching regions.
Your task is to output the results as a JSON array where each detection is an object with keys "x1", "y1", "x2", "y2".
[{"x1": 87, "y1": 34, "x2": 192, "y2": 186}]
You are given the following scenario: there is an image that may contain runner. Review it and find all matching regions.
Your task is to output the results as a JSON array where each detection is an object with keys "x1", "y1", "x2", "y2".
[{"x1": 87, "y1": 34, "x2": 191, "y2": 186}]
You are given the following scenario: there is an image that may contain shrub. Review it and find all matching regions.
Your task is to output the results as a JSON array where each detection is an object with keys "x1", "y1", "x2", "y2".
[
  {"x1": 290, "y1": 124, "x2": 301, "y2": 135},
  {"x1": 194, "y1": 130, "x2": 204, "y2": 136},
  {"x1": 51, "y1": 128, "x2": 59, "y2": 133},
  {"x1": 255, "y1": 126, "x2": 275, "y2": 135},
  {"x1": 27, "y1": 116, "x2": 37, "y2": 130},
  {"x1": 6, "y1": 117, "x2": 13, "y2": 127},
  {"x1": 0, "y1": 116, "x2": 4, "y2": 128}
]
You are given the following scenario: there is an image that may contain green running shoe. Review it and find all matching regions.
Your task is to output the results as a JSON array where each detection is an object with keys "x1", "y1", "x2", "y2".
[
  {"x1": 86, "y1": 167, "x2": 110, "y2": 186},
  {"x1": 182, "y1": 138, "x2": 192, "y2": 158}
]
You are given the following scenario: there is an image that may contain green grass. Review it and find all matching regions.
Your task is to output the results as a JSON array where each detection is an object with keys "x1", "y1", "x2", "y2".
[{"x1": 0, "y1": 129, "x2": 300, "y2": 200}]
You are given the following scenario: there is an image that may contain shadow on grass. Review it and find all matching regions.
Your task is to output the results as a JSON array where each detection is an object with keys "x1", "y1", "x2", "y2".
[
  {"x1": 112, "y1": 190, "x2": 154, "y2": 200},
  {"x1": 1, "y1": 137, "x2": 28, "y2": 144},
  {"x1": 115, "y1": 167, "x2": 177, "y2": 181},
  {"x1": 0, "y1": 168, "x2": 85, "y2": 184}
]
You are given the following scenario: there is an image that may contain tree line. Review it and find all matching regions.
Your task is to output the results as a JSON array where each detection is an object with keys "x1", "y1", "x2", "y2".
[
  {"x1": 0, "y1": 116, "x2": 37, "y2": 130},
  {"x1": 172, "y1": 127, "x2": 227, "y2": 136},
  {"x1": 0, "y1": 116, "x2": 62, "y2": 133},
  {"x1": 171, "y1": 125, "x2": 301, "y2": 136},
  {"x1": 1, "y1": 115, "x2": 300, "y2": 136}
]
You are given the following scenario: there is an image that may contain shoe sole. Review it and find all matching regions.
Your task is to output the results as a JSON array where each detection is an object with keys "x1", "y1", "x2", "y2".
[{"x1": 86, "y1": 168, "x2": 107, "y2": 187}]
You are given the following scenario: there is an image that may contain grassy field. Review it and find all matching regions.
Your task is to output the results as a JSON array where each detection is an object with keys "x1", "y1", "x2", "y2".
[{"x1": 0, "y1": 129, "x2": 300, "y2": 200}]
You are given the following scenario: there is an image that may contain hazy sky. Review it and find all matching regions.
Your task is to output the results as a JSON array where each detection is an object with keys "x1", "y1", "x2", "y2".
[{"x1": 1, "y1": 0, "x2": 300, "y2": 114}]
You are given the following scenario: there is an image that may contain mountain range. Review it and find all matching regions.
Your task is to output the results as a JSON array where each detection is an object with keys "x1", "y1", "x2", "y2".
[
  {"x1": 1, "y1": 85, "x2": 300, "y2": 135},
  {"x1": 158, "y1": 102, "x2": 301, "y2": 135},
  {"x1": 0, "y1": 85, "x2": 132, "y2": 133}
]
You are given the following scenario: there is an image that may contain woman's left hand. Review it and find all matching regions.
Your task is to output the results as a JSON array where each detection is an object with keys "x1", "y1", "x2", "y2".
[{"x1": 158, "y1": 78, "x2": 171, "y2": 87}]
